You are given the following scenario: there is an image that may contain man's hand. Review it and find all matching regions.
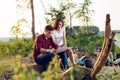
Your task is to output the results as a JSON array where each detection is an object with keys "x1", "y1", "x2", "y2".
[{"x1": 48, "y1": 48, "x2": 56, "y2": 54}]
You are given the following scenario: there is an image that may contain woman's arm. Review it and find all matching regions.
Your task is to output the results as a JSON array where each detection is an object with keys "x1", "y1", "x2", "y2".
[
  {"x1": 51, "y1": 33, "x2": 56, "y2": 44},
  {"x1": 63, "y1": 28, "x2": 67, "y2": 47}
]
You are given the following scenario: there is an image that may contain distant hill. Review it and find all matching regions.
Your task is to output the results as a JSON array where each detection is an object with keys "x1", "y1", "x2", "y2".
[
  {"x1": 99, "y1": 30, "x2": 120, "y2": 38},
  {"x1": 112, "y1": 30, "x2": 120, "y2": 33},
  {"x1": 0, "y1": 37, "x2": 32, "y2": 42}
]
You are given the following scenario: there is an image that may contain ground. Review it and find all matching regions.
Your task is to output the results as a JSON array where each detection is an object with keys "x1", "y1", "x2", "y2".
[{"x1": 0, "y1": 56, "x2": 120, "y2": 80}]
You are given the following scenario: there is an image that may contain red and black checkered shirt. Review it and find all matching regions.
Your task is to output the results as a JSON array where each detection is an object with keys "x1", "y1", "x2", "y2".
[{"x1": 33, "y1": 33, "x2": 58, "y2": 59}]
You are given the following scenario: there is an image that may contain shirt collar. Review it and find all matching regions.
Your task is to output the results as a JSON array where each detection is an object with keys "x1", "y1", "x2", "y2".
[
  {"x1": 41, "y1": 33, "x2": 46, "y2": 39},
  {"x1": 42, "y1": 33, "x2": 49, "y2": 40}
]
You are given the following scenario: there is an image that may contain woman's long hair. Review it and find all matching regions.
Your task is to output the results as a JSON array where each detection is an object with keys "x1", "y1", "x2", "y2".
[{"x1": 52, "y1": 18, "x2": 64, "y2": 29}]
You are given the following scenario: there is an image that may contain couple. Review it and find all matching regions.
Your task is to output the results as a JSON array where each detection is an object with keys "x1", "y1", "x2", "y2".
[{"x1": 33, "y1": 19, "x2": 75, "y2": 70}]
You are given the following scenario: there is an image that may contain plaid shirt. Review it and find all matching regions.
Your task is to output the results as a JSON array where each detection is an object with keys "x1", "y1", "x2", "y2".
[{"x1": 33, "y1": 34, "x2": 58, "y2": 59}]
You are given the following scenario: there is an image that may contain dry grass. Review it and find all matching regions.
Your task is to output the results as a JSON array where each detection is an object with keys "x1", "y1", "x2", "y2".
[{"x1": 97, "y1": 66, "x2": 120, "y2": 80}]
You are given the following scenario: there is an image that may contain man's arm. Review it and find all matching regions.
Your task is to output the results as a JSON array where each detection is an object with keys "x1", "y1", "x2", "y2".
[
  {"x1": 40, "y1": 48, "x2": 49, "y2": 53},
  {"x1": 40, "y1": 48, "x2": 56, "y2": 54},
  {"x1": 35, "y1": 36, "x2": 56, "y2": 54}
]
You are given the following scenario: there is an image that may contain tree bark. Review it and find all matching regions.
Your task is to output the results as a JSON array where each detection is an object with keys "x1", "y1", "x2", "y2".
[
  {"x1": 31, "y1": 0, "x2": 36, "y2": 40},
  {"x1": 90, "y1": 14, "x2": 116, "y2": 80}
]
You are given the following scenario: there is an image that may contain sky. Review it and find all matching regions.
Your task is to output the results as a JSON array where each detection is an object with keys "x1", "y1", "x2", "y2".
[
  {"x1": 92, "y1": 0, "x2": 120, "y2": 31},
  {"x1": 0, "y1": 0, "x2": 120, "y2": 37}
]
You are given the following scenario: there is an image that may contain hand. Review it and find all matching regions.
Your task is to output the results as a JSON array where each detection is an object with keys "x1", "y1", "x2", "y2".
[{"x1": 49, "y1": 48, "x2": 56, "y2": 54}]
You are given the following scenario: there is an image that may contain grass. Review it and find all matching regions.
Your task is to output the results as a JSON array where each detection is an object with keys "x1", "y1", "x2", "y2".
[
  {"x1": 0, "y1": 55, "x2": 41, "y2": 80},
  {"x1": 0, "y1": 55, "x2": 120, "y2": 80},
  {"x1": 97, "y1": 66, "x2": 120, "y2": 80},
  {"x1": 115, "y1": 34, "x2": 120, "y2": 42}
]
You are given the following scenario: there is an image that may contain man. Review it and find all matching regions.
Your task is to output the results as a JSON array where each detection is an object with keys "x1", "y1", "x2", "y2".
[{"x1": 33, "y1": 25, "x2": 69, "y2": 70}]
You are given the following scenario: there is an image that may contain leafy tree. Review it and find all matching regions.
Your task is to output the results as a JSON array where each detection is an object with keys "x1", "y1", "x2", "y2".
[
  {"x1": 67, "y1": 26, "x2": 103, "y2": 54},
  {"x1": 45, "y1": 0, "x2": 93, "y2": 29},
  {"x1": 74, "y1": 0, "x2": 94, "y2": 26},
  {"x1": 45, "y1": 0, "x2": 75, "y2": 25},
  {"x1": 87, "y1": 26, "x2": 100, "y2": 34},
  {"x1": 11, "y1": 19, "x2": 31, "y2": 39}
]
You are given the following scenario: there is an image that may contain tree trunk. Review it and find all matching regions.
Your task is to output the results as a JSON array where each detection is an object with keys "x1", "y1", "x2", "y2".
[
  {"x1": 31, "y1": 0, "x2": 36, "y2": 40},
  {"x1": 90, "y1": 14, "x2": 116, "y2": 80}
]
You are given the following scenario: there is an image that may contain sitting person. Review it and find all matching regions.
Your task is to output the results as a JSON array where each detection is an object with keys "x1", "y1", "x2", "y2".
[
  {"x1": 33, "y1": 25, "x2": 69, "y2": 70},
  {"x1": 52, "y1": 18, "x2": 75, "y2": 66}
]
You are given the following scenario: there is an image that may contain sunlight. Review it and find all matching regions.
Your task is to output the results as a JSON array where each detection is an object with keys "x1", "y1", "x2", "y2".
[
  {"x1": 0, "y1": 0, "x2": 17, "y2": 37},
  {"x1": 0, "y1": 0, "x2": 120, "y2": 38}
]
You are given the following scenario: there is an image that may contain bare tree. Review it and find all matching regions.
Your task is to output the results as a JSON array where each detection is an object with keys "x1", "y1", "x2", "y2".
[{"x1": 31, "y1": 0, "x2": 36, "y2": 40}]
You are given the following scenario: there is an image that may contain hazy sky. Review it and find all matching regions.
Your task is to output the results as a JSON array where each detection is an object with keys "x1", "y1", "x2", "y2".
[
  {"x1": 0, "y1": 0, "x2": 120, "y2": 37},
  {"x1": 92, "y1": 0, "x2": 120, "y2": 31}
]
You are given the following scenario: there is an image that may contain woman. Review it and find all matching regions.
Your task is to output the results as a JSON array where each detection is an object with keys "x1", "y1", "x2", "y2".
[{"x1": 52, "y1": 18, "x2": 75, "y2": 66}]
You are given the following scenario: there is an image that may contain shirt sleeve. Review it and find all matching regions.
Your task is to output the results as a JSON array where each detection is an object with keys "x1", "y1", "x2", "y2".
[{"x1": 35, "y1": 36, "x2": 42, "y2": 53}]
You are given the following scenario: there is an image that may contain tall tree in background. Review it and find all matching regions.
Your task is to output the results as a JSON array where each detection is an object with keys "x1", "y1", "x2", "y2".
[
  {"x1": 74, "y1": 0, "x2": 94, "y2": 26},
  {"x1": 14, "y1": 0, "x2": 93, "y2": 40},
  {"x1": 31, "y1": 0, "x2": 35, "y2": 40},
  {"x1": 45, "y1": 0, "x2": 93, "y2": 26},
  {"x1": 13, "y1": 0, "x2": 35, "y2": 40},
  {"x1": 45, "y1": 0, "x2": 75, "y2": 25}
]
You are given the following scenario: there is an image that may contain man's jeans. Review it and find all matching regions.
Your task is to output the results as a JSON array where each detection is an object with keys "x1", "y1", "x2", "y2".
[{"x1": 35, "y1": 52, "x2": 69, "y2": 69}]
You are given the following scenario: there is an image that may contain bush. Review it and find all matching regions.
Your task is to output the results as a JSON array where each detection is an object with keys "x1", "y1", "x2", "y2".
[{"x1": 0, "y1": 39, "x2": 34, "y2": 56}]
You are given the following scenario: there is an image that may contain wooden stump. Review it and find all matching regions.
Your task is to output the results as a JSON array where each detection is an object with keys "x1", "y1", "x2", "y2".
[{"x1": 90, "y1": 14, "x2": 116, "y2": 80}]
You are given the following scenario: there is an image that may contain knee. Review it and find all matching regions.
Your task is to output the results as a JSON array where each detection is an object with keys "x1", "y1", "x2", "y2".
[
  {"x1": 47, "y1": 53, "x2": 54, "y2": 59},
  {"x1": 47, "y1": 52, "x2": 54, "y2": 57}
]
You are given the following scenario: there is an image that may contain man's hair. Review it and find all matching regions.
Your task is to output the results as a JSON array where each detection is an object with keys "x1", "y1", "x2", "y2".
[{"x1": 45, "y1": 25, "x2": 53, "y2": 31}]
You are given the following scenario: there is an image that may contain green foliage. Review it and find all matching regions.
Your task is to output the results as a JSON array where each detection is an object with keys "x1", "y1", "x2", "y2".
[
  {"x1": 67, "y1": 26, "x2": 103, "y2": 54},
  {"x1": 45, "y1": 1, "x2": 75, "y2": 24},
  {"x1": 10, "y1": 19, "x2": 31, "y2": 39},
  {"x1": 42, "y1": 55, "x2": 62, "y2": 80},
  {"x1": 0, "y1": 39, "x2": 33, "y2": 56},
  {"x1": 87, "y1": 26, "x2": 100, "y2": 34},
  {"x1": 12, "y1": 58, "x2": 41, "y2": 80},
  {"x1": 45, "y1": 0, "x2": 93, "y2": 26},
  {"x1": 112, "y1": 34, "x2": 120, "y2": 54},
  {"x1": 74, "y1": 0, "x2": 94, "y2": 25},
  {"x1": 0, "y1": 42, "x2": 10, "y2": 55},
  {"x1": 115, "y1": 33, "x2": 120, "y2": 42},
  {"x1": 115, "y1": 45, "x2": 120, "y2": 54},
  {"x1": 0, "y1": 55, "x2": 41, "y2": 80},
  {"x1": 114, "y1": 34, "x2": 120, "y2": 54}
]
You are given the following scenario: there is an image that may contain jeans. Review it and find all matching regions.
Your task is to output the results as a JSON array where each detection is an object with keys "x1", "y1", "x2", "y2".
[
  {"x1": 58, "y1": 52, "x2": 69, "y2": 69},
  {"x1": 34, "y1": 52, "x2": 69, "y2": 69}
]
